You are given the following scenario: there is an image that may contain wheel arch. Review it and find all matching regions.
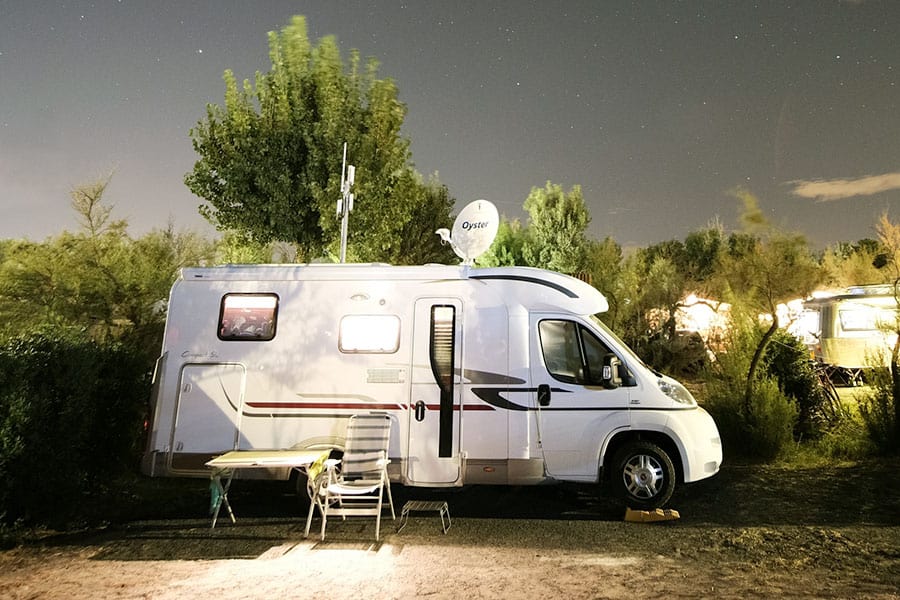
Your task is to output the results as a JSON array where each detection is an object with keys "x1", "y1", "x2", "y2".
[{"x1": 600, "y1": 430, "x2": 685, "y2": 485}]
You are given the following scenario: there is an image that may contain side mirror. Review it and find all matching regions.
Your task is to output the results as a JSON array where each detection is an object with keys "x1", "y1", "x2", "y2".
[{"x1": 601, "y1": 353, "x2": 622, "y2": 390}]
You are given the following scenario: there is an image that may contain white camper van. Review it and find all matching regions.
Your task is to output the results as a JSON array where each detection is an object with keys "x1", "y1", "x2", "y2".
[{"x1": 142, "y1": 262, "x2": 722, "y2": 509}]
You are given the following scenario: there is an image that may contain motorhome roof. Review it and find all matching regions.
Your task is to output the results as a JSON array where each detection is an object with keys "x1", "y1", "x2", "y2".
[
  {"x1": 805, "y1": 284, "x2": 898, "y2": 306},
  {"x1": 178, "y1": 263, "x2": 609, "y2": 315}
]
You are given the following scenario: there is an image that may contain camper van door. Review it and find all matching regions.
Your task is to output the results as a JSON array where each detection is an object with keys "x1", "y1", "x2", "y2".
[
  {"x1": 407, "y1": 298, "x2": 463, "y2": 485},
  {"x1": 170, "y1": 363, "x2": 246, "y2": 470},
  {"x1": 530, "y1": 314, "x2": 630, "y2": 479}
]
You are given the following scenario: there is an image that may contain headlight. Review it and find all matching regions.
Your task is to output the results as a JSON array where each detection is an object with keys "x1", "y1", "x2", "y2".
[{"x1": 658, "y1": 378, "x2": 697, "y2": 406}]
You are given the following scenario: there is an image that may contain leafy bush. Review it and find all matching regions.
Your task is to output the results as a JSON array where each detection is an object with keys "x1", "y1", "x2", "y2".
[
  {"x1": 804, "y1": 417, "x2": 874, "y2": 461},
  {"x1": 703, "y1": 319, "x2": 797, "y2": 460},
  {"x1": 704, "y1": 371, "x2": 798, "y2": 461},
  {"x1": 744, "y1": 378, "x2": 799, "y2": 460},
  {"x1": 701, "y1": 374, "x2": 745, "y2": 460},
  {"x1": 763, "y1": 330, "x2": 840, "y2": 439},
  {"x1": 0, "y1": 329, "x2": 150, "y2": 526},
  {"x1": 858, "y1": 366, "x2": 899, "y2": 454}
]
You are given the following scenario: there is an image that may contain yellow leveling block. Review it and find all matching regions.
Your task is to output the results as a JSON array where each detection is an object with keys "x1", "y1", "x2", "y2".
[{"x1": 624, "y1": 507, "x2": 681, "y2": 523}]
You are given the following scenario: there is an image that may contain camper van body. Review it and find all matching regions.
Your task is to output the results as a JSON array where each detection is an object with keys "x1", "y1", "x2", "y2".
[{"x1": 142, "y1": 263, "x2": 722, "y2": 507}]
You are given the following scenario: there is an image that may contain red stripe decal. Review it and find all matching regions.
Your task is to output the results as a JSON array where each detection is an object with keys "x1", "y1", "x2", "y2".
[
  {"x1": 245, "y1": 401, "x2": 495, "y2": 412},
  {"x1": 424, "y1": 404, "x2": 495, "y2": 411},
  {"x1": 246, "y1": 402, "x2": 403, "y2": 410}
]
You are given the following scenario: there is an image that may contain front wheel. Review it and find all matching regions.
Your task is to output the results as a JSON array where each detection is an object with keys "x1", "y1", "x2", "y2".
[{"x1": 610, "y1": 440, "x2": 676, "y2": 509}]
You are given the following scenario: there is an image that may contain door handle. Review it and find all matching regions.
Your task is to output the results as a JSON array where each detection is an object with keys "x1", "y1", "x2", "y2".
[
  {"x1": 414, "y1": 400, "x2": 426, "y2": 421},
  {"x1": 538, "y1": 384, "x2": 551, "y2": 407}
]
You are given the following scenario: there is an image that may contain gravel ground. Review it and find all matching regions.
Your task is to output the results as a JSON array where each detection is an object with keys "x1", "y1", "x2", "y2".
[{"x1": 1, "y1": 460, "x2": 898, "y2": 599}]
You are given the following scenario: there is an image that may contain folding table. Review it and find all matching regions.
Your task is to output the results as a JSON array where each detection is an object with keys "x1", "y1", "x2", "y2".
[{"x1": 206, "y1": 449, "x2": 330, "y2": 528}]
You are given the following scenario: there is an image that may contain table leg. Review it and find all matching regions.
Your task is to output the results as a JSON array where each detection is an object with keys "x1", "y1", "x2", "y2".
[{"x1": 210, "y1": 471, "x2": 236, "y2": 529}]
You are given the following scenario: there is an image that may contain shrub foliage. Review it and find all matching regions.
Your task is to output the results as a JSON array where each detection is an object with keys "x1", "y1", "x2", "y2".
[
  {"x1": 859, "y1": 366, "x2": 900, "y2": 454},
  {"x1": 763, "y1": 329, "x2": 844, "y2": 439},
  {"x1": 0, "y1": 331, "x2": 150, "y2": 526}
]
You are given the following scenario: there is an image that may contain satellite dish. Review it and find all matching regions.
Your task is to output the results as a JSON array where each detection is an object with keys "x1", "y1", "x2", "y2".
[{"x1": 438, "y1": 199, "x2": 499, "y2": 265}]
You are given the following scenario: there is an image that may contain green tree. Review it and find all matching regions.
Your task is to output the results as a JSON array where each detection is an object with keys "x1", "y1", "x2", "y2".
[
  {"x1": 0, "y1": 178, "x2": 125, "y2": 337},
  {"x1": 683, "y1": 221, "x2": 726, "y2": 286},
  {"x1": 718, "y1": 189, "x2": 822, "y2": 415},
  {"x1": 476, "y1": 218, "x2": 527, "y2": 267},
  {"x1": 185, "y1": 15, "x2": 423, "y2": 262},
  {"x1": 820, "y1": 238, "x2": 885, "y2": 288},
  {"x1": 0, "y1": 238, "x2": 77, "y2": 334},
  {"x1": 521, "y1": 182, "x2": 590, "y2": 274},
  {"x1": 636, "y1": 240, "x2": 688, "y2": 343},
  {"x1": 590, "y1": 224, "x2": 725, "y2": 369},
  {"x1": 215, "y1": 230, "x2": 277, "y2": 265},
  {"x1": 0, "y1": 177, "x2": 215, "y2": 349},
  {"x1": 121, "y1": 223, "x2": 216, "y2": 353},
  {"x1": 866, "y1": 213, "x2": 900, "y2": 451},
  {"x1": 614, "y1": 249, "x2": 685, "y2": 365},
  {"x1": 385, "y1": 173, "x2": 457, "y2": 265},
  {"x1": 583, "y1": 236, "x2": 623, "y2": 324}
]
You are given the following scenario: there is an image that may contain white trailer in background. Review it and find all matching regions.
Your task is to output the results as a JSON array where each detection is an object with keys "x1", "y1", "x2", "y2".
[{"x1": 801, "y1": 285, "x2": 899, "y2": 384}]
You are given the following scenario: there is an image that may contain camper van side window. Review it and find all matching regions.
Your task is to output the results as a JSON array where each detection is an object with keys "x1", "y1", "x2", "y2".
[
  {"x1": 218, "y1": 294, "x2": 278, "y2": 341},
  {"x1": 538, "y1": 319, "x2": 617, "y2": 386},
  {"x1": 339, "y1": 315, "x2": 401, "y2": 353}
]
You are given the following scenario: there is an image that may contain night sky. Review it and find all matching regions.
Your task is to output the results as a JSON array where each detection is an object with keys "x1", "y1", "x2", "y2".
[{"x1": 2, "y1": 1, "x2": 899, "y2": 250}]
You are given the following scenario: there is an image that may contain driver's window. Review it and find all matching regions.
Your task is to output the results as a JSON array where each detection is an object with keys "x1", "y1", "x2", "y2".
[{"x1": 539, "y1": 319, "x2": 623, "y2": 386}]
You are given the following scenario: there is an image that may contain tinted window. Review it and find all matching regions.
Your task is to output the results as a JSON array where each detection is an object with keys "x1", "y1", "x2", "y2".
[
  {"x1": 218, "y1": 294, "x2": 278, "y2": 341},
  {"x1": 539, "y1": 319, "x2": 616, "y2": 385}
]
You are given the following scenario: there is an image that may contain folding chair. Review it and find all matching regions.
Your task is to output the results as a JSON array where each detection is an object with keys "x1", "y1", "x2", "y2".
[
  {"x1": 302, "y1": 448, "x2": 332, "y2": 538},
  {"x1": 317, "y1": 413, "x2": 395, "y2": 541}
]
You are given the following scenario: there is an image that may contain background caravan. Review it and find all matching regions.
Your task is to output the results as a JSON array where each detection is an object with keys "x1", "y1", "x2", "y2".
[{"x1": 800, "y1": 285, "x2": 898, "y2": 385}]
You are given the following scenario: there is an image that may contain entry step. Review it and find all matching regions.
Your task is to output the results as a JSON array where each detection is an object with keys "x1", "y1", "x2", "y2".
[{"x1": 397, "y1": 500, "x2": 451, "y2": 534}]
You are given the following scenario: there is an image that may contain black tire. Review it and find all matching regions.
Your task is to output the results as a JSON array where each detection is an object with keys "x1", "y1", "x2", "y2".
[{"x1": 610, "y1": 440, "x2": 676, "y2": 509}]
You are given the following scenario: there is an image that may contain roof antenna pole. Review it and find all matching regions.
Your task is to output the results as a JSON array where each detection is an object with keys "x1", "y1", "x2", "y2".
[{"x1": 337, "y1": 142, "x2": 356, "y2": 263}]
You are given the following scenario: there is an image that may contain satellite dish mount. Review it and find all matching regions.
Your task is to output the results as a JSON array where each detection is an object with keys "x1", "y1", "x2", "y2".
[{"x1": 436, "y1": 199, "x2": 500, "y2": 265}]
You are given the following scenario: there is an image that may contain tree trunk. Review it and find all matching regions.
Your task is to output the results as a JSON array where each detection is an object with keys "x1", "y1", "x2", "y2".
[
  {"x1": 892, "y1": 281, "x2": 900, "y2": 451},
  {"x1": 744, "y1": 318, "x2": 780, "y2": 418},
  {"x1": 892, "y1": 334, "x2": 900, "y2": 450}
]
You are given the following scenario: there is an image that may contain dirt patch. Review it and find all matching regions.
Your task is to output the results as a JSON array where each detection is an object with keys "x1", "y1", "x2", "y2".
[{"x1": 1, "y1": 461, "x2": 898, "y2": 599}]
